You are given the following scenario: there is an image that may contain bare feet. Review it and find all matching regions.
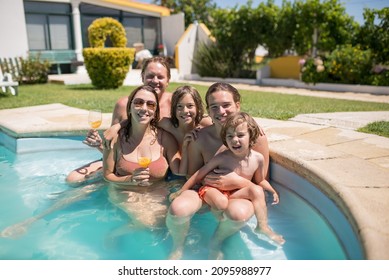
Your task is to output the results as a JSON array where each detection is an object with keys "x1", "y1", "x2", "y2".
[
  {"x1": 0, "y1": 218, "x2": 36, "y2": 239},
  {"x1": 208, "y1": 248, "x2": 224, "y2": 260},
  {"x1": 168, "y1": 247, "x2": 184, "y2": 260},
  {"x1": 255, "y1": 226, "x2": 285, "y2": 246}
]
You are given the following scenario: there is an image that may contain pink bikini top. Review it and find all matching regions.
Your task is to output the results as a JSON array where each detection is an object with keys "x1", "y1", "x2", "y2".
[{"x1": 115, "y1": 129, "x2": 169, "y2": 180}]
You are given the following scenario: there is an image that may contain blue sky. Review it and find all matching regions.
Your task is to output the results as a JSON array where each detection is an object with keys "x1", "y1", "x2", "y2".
[{"x1": 143, "y1": 0, "x2": 388, "y2": 24}]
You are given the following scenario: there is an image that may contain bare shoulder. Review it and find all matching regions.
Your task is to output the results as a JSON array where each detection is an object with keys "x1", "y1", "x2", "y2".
[
  {"x1": 116, "y1": 96, "x2": 128, "y2": 107},
  {"x1": 158, "y1": 117, "x2": 173, "y2": 133},
  {"x1": 195, "y1": 125, "x2": 215, "y2": 143},
  {"x1": 253, "y1": 133, "x2": 269, "y2": 151},
  {"x1": 199, "y1": 115, "x2": 213, "y2": 128},
  {"x1": 159, "y1": 127, "x2": 176, "y2": 143},
  {"x1": 251, "y1": 149, "x2": 264, "y2": 161}
]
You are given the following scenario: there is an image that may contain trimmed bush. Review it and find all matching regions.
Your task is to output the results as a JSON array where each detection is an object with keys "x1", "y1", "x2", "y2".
[
  {"x1": 83, "y1": 17, "x2": 134, "y2": 89},
  {"x1": 83, "y1": 48, "x2": 134, "y2": 89},
  {"x1": 88, "y1": 17, "x2": 127, "y2": 48},
  {"x1": 18, "y1": 55, "x2": 51, "y2": 84}
]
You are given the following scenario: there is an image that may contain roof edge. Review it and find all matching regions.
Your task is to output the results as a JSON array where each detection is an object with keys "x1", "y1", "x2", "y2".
[{"x1": 103, "y1": 0, "x2": 170, "y2": 16}]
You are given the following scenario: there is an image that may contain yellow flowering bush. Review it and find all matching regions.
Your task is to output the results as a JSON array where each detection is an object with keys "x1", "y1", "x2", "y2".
[
  {"x1": 326, "y1": 45, "x2": 372, "y2": 84},
  {"x1": 300, "y1": 45, "x2": 389, "y2": 86}
]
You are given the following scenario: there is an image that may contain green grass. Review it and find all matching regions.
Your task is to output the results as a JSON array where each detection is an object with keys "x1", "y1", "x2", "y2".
[
  {"x1": 358, "y1": 121, "x2": 389, "y2": 137},
  {"x1": 1, "y1": 83, "x2": 389, "y2": 118},
  {"x1": 1, "y1": 82, "x2": 389, "y2": 137}
]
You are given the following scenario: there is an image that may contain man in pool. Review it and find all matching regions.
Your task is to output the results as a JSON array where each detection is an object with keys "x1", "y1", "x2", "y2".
[{"x1": 166, "y1": 82, "x2": 272, "y2": 259}]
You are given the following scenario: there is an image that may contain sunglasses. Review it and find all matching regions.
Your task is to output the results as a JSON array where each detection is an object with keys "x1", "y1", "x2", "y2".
[{"x1": 132, "y1": 98, "x2": 157, "y2": 111}]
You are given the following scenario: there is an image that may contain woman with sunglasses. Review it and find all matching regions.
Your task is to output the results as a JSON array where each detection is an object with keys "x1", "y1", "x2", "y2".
[
  {"x1": 103, "y1": 85, "x2": 181, "y2": 231},
  {"x1": 0, "y1": 83, "x2": 178, "y2": 239},
  {"x1": 66, "y1": 57, "x2": 172, "y2": 185}
]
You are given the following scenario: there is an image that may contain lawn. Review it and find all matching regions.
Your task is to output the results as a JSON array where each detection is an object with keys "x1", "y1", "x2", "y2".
[{"x1": 1, "y1": 83, "x2": 389, "y2": 122}]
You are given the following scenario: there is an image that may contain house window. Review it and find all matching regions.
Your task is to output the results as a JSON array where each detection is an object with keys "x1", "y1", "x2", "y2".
[
  {"x1": 24, "y1": 1, "x2": 73, "y2": 51},
  {"x1": 80, "y1": 3, "x2": 162, "y2": 53}
]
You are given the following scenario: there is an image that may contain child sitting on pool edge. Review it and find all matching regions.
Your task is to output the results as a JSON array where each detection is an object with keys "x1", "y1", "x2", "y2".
[{"x1": 170, "y1": 112, "x2": 285, "y2": 256}]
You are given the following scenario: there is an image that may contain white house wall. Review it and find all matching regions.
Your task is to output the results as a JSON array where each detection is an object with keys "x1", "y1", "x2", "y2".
[
  {"x1": 175, "y1": 22, "x2": 214, "y2": 77},
  {"x1": 161, "y1": 12, "x2": 184, "y2": 57},
  {"x1": 176, "y1": 23, "x2": 197, "y2": 77},
  {"x1": 0, "y1": 0, "x2": 29, "y2": 58}
]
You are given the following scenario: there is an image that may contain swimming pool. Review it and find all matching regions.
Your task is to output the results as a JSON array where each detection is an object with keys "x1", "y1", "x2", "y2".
[{"x1": 0, "y1": 135, "x2": 363, "y2": 260}]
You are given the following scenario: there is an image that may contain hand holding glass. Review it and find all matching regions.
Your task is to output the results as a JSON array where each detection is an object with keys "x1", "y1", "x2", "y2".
[
  {"x1": 84, "y1": 109, "x2": 102, "y2": 147},
  {"x1": 137, "y1": 146, "x2": 152, "y2": 186}
]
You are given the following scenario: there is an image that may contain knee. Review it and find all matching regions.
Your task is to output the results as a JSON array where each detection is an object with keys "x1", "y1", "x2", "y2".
[
  {"x1": 169, "y1": 191, "x2": 201, "y2": 217},
  {"x1": 211, "y1": 195, "x2": 228, "y2": 211},
  {"x1": 66, "y1": 171, "x2": 85, "y2": 185},
  {"x1": 248, "y1": 185, "x2": 265, "y2": 200},
  {"x1": 224, "y1": 200, "x2": 254, "y2": 222}
]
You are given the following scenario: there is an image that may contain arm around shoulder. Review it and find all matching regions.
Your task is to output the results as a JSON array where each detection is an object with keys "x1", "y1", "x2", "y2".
[
  {"x1": 253, "y1": 133, "x2": 270, "y2": 178},
  {"x1": 161, "y1": 129, "x2": 181, "y2": 175}
]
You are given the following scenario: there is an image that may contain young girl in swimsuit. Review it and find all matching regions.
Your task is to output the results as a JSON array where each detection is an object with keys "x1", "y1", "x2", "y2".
[
  {"x1": 169, "y1": 112, "x2": 285, "y2": 258},
  {"x1": 103, "y1": 85, "x2": 180, "y2": 229},
  {"x1": 158, "y1": 85, "x2": 212, "y2": 176}
]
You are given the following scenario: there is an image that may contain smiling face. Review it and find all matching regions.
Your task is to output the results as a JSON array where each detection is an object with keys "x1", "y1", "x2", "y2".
[
  {"x1": 130, "y1": 89, "x2": 158, "y2": 125},
  {"x1": 142, "y1": 62, "x2": 169, "y2": 96},
  {"x1": 175, "y1": 93, "x2": 197, "y2": 126},
  {"x1": 207, "y1": 90, "x2": 240, "y2": 126},
  {"x1": 225, "y1": 122, "x2": 251, "y2": 157}
]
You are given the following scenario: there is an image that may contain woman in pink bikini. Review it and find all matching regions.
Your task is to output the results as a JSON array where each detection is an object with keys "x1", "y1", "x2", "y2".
[{"x1": 103, "y1": 85, "x2": 181, "y2": 229}]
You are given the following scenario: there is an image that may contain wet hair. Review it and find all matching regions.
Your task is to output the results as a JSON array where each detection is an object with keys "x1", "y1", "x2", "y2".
[
  {"x1": 220, "y1": 112, "x2": 260, "y2": 149},
  {"x1": 141, "y1": 56, "x2": 171, "y2": 80},
  {"x1": 170, "y1": 85, "x2": 205, "y2": 128},
  {"x1": 121, "y1": 85, "x2": 160, "y2": 141},
  {"x1": 205, "y1": 82, "x2": 241, "y2": 108}
]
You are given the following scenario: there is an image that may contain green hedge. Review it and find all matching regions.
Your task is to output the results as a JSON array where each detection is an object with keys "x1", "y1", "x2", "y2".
[
  {"x1": 83, "y1": 48, "x2": 134, "y2": 89},
  {"x1": 84, "y1": 17, "x2": 134, "y2": 89}
]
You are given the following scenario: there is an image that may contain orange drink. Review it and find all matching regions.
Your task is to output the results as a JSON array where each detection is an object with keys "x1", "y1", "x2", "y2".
[
  {"x1": 138, "y1": 157, "x2": 151, "y2": 168},
  {"x1": 90, "y1": 120, "x2": 102, "y2": 129}
]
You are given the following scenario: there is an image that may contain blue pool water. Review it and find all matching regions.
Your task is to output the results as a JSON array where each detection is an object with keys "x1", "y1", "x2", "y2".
[{"x1": 0, "y1": 137, "x2": 363, "y2": 260}]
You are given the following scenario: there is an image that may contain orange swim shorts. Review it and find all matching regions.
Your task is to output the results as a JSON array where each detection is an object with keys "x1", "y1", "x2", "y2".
[{"x1": 198, "y1": 185, "x2": 235, "y2": 201}]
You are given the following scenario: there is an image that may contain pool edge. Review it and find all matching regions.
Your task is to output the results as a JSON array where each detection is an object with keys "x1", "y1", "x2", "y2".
[{"x1": 269, "y1": 148, "x2": 386, "y2": 260}]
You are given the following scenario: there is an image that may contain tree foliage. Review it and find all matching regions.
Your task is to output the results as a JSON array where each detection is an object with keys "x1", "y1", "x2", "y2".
[
  {"x1": 152, "y1": 0, "x2": 216, "y2": 28},
  {"x1": 292, "y1": 0, "x2": 356, "y2": 56},
  {"x1": 355, "y1": 7, "x2": 389, "y2": 64},
  {"x1": 158, "y1": 0, "x2": 387, "y2": 82}
]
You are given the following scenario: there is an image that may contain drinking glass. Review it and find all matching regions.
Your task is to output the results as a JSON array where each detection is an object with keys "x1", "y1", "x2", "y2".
[
  {"x1": 84, "y1": 109, "x2": 102, "y2": 147},
  {"x1": 137, "y1": 146, "x2": 152, "y2": 186},
  {"x1": 88, "y1": 109, "x2": 102, "y2": 129}
]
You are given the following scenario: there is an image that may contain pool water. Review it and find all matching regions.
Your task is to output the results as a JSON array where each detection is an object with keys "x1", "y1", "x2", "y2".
[{"x1": 0, "y1": 137, "x2": 360, "y2": 260}]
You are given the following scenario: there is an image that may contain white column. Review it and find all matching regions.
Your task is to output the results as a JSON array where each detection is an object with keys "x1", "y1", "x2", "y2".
[{"x1": 71, "y1": 0, "x2": 85, "y2": 73}]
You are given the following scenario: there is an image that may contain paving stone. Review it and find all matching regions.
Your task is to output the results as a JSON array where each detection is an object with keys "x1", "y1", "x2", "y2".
[
  {"x1": 330, "y1": 135, "x2": 389, "y2": 160},
  {"x1": 296, "y1": 127, "x2": 368, "y2": 146},
  {"x1": 270, "y1": 138, "x2": 347, "y2": 161},
  {"x1": 308, "y1": 157, "x2": 389, "y2": 188},
  {"x1": 368, "y1": 157, "x2": 389, "y2": 170}
]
